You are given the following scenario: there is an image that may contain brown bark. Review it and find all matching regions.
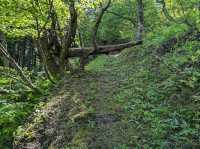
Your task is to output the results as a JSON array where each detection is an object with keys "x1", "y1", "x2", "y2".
[
  {"x1": 37, "y1": 0, "x2": 143, "y2": 76},
  {"x1": 78, "y1": 0, "x2": 111, "y2": 70},
  {"x1": 44, "y1": 65, "x2": 55, "y2": 84},
  {"x1": 38, "y1": 30, "x2": 61, "y2": 79},
  {"x1": 32, "y1": 0, "x2": 60, "y2": 80},
  {"x1": 69, "y1": 0, "x2": 144, "y2": 58},
  {"x1": 78, "y1": 28, "x2": 86, "y2": 71},
  {"x1": 68, "y1": 40, "x2": 142, "y2": 57},
  {"x1": 59, "y1": 0, "x2": 78, "y2": 74},
  {"x1": 135, "y1": 0, "x2": 144, "y2": 42},
  {"x1": 92, "y1": 0, "x2": 111, "y2": 52}
]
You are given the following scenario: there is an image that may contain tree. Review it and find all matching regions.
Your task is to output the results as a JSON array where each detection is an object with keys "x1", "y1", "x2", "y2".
[
  {"x1": 135, "y1": 0, "x2": 144, "y2": 41},
  {"x1": 0, "y1": 43, "x2": 39, "y2": 92},
  {"x1": 156, "y1": 0, "x2": 199, "y2": 28},
  {"x1": 37, "y1": 0, "x2": 144, "y2": 79},
  {"x1": 0, "y1": 0, "x2": 146, "y2": 85}
]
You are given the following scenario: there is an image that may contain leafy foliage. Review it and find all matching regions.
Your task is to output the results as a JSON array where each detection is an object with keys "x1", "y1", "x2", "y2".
[
  {"x1": 0, "y1": 67, "x2": 52, "y2": 148},
  {"x1": 0, "y1": 0, "x2": 199, "y2": 148},
  {"x1": 84, "y1": 25, "x2": 200, "y2": 148}
]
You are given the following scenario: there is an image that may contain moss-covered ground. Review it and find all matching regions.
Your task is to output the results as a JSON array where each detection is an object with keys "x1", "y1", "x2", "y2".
[
  {"x1": 59, "y1": 41, "x2": 200, "y2": 149},
  {"x1": 13, "y1": 25, "x2": 200, "y2": 149}
]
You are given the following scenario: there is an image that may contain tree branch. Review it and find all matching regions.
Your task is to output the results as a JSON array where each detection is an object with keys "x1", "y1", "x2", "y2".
[
  {"x1": 0, "y1": 44, "x2": 40, "y2": 93},
  {"x1": 160, "y1": 0, "x2": 176, "y2": 22},
  {"x1": 92, "y1": 0, "x2": 111, "y2": 52},
  {"x1": 60, "y1": 0, "x2": 78, "y2": 72}
]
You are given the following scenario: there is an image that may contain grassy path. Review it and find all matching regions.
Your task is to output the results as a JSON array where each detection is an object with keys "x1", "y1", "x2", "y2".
[{"x1": 14, "y1": 39, "x2": 200, "y2": 148}]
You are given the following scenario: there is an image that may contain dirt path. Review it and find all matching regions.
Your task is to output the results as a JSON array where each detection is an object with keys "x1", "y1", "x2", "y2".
[
  {"x1": 13, "y1": 64, "x2": 127, "y2": 149},
  {"x1": 13, "y1": 31, "x2": 200, "y2": 149}
]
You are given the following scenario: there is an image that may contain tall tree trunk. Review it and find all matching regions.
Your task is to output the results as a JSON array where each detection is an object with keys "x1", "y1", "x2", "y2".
[
  {"x1": 59, "y1": 0, "x2": 78, "y2": 76},
  {"x1": 135, "y1": 0, "x2": 144, "y2": 42},
  {"x1": 92, "y1": 0, "x2": 111, "y2": 52}
]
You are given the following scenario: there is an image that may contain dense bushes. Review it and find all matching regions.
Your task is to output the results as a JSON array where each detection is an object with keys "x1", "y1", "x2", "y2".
[{"x1": 0, "y1": 67, "x2": 52, "y2": 148}]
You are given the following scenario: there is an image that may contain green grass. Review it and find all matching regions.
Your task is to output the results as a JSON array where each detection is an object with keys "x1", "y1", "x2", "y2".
[
  {"x1": 61, "y1": 27, "x2": 200, "y2": 148},
  {"x1": 85, "y1": 41, "x2": 199, "y2": 148},
  {"x1": 2, "y1": 24, "x2": 200, "y2": 148},
  {"x1": 145, "y1": 23, "x2": 188, "y2": 46},
  {"x1": 0, "y1": 69, "x2": 52, "y2": 149}
]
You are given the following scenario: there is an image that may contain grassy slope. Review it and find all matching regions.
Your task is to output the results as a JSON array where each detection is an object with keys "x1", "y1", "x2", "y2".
[
  {"x1": 38, "y1": 33, "x2": 197, "y2": 149},
  {"x1": 60, "y1": 45, "x2": 200, "y2": 149},
  {"x1": 13, "y1": 24, "x2": 200, "y2": 149},
  {"x1": 60, "y1": 28, "x2": 200, "y2": 148}
]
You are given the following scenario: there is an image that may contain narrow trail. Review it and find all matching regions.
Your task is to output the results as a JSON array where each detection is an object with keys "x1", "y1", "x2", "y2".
[
  {"x1": 13, "y1": 30, "x2": 200, "y2": 148},
  {"x1": 14, "y1": 59, "x2": 128, "y2": 148},
  {"x1": 13, "y1": 46, "x2": 168, "y2": 148}
]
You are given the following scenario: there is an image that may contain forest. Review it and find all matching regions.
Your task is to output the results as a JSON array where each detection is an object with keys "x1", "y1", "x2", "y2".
[{"x1": 0, "y1": 0, "x2": 199, "y2": 148}]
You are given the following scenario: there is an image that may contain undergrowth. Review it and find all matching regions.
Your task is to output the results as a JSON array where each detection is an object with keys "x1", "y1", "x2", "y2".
[
  {"x1": 1, "y1": 23, "x2": 200, "y2": 149},
  {"x1": 0, "y1": 68, "x2": 53, "y2": 149},
  {"x1": 80, "y1": 24, "x2": 200, "y2": 148}
]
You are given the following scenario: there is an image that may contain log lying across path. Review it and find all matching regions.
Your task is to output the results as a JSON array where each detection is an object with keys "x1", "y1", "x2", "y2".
[
  {"x1": 69, "y1": 28, "x2": 199, "y2": 58},
  {"x1": 68, "y1": 40, "x2": 143, "y2": 57}
]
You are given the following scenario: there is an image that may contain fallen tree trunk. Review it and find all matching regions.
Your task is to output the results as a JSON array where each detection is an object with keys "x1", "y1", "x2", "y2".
[
  {"x1": 69, "y1": 28, "x2": 197, "y2": 58},
  {"x1": 68, "y1": 40, "x2": 143, "y2": 57}
]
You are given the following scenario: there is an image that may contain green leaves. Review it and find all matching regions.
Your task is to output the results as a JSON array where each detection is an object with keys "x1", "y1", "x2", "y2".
[
  {"x1": 0, "y1": 0, "x2": 34, "y2": 37},
  {"x1": 0, "y1": 67, "x2": 52, "y2": 148}
]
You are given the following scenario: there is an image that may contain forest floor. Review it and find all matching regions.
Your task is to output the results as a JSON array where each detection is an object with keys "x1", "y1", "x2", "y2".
[{"x1": 14, "y1": 29, "x2": 200, "y2": 149}]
